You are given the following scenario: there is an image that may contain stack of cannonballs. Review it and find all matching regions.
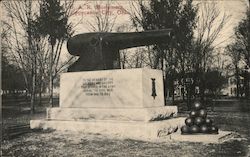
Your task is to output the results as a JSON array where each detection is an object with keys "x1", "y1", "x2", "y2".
[{"x1": 181, "y1": 101, "x2": 219, "y2": 134}]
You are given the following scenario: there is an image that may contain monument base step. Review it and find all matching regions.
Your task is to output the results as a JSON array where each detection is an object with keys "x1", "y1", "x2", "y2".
[
  {"x1": 30, "y1": 117, "x2": 185, "y2": 140},
  {"x1": 47, "y1": 106, "x2": 177, "y2": 122}
]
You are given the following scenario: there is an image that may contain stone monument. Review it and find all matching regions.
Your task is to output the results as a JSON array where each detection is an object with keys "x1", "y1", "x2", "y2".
[{"x1": 30, "y1": 29, "x2": 186, "y2": 140}]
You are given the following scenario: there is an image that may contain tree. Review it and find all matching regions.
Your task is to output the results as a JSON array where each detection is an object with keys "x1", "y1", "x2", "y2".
[
  {"x1": 235, "y1": 10, "x2": 250, "y2": 68},
  {"x1": 3, "y1": 0, "x2": 40, "y2": 114},
  {"x1": 204, "y1": 70, "x2": 227, "y2": 97},
  {"x1": 130, "y1": 0, "x2": 197, "y2": 104},
  {"x1": 191, "y1": 2, "x2": 230, "y2": 101},
  {"x1": 226, "y1": 42, "x2": 242, "y2": 98},
  {"x1": 3, "y1": 0, "x2": 77, "y2": 112},
  {"x1": 35, "y1": 0, "x2": 74, "y2": 107},
  {"x1": 234, "y1": 8, "x2": 250, "y2": 98}
]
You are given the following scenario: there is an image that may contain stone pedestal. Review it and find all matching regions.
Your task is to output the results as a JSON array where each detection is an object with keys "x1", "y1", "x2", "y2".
[
  {"x1": 30, "y1": 68, "x2": 185, "y2": 140},
  {"x1": 59, "y1": 68, "x2": 164, "y2": 108}
]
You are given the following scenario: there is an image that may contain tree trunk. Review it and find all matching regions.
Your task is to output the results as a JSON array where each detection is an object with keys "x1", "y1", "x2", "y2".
[
  {"x1": 171, "y1": 78, "x2": 175, "y2": 104},
  {"x1": 187, "y1": 85, "x2": 191, "y2": 110},
  {"x1": 172, "y1": 88, "x2": 175, "y2": 104},
  {"x1": 28, "y1": 0, "x2": 35, "y2": 115},
  {"x1": 200, "y1": 71, "x2": 205, "y2": 103},
  {"x1": 122, "y1": 53, "x2": 125, "y2": 69},
  {"x1": 30, "y1": 60, "x2": 36, "y2": 114},
  {"x1": 39, "y1": 74, "x2": 42, "y2": 106},
  {"x1": 39, "y1": 86, "x2": 42, "y2": 106},
  {"x1": 182, "y1": 74, "x2": 186, "y2": 101},
  {"x1": 163, "y1": 72, "x2": 168, "y2": 106},
  {"x1": 235, "y1": 65, "x2": 240, "y2": 98},
  {"x1": 49, "y1": 44, "x2": 54, "y2": 107},
  {"x1": 182, "y1": 88, "x2": 185, "y2": 101},
  {"x1": 244, "y1": 71, "x2": 249, "y2": 99},
  {"x1": 30, "y1": 43, "x2": 37, "y2": 114}
]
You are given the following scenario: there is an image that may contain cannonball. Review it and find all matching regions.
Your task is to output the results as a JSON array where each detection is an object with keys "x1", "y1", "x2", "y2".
[
  {"x1": 190, "y1": 125, "x2": 200, "y2": 133},
  {"x1": 185, "y1": 117, "x2": 194, "y2": 127},
  {"x1": 205, "y1": 118, "x2": 213, "y2": 126},
  {"x1": 189, "y1": 110, "x2": 198, "y2": 118},
  {"x1": 210, "y1": 126, "x2": 219, "y2": 134},
  {"x1": 192, "y1": 101, "x2": 202, "y2": 110},
  {"x1": 181, "y1": 125, "x2": 190, "y2": 134},
  {"x1": 199, "y1": 109, "x2": 207, "y2": 118},
  {"x1": 194, "y1": 117, "x2": 205, "y2": 126},
  {"x1": 200, "y1": 125, "x2": 209, "y2": 133}
]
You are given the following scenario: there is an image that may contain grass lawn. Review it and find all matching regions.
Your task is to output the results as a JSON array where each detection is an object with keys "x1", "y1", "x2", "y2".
[{"x1": 1, "y1": 100, "x2": 250, "y2": 157}]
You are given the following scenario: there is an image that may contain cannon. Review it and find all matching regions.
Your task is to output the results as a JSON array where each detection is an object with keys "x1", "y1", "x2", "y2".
[{"x1": 67, "y1": 29, "x2": 172, "y2": 72}]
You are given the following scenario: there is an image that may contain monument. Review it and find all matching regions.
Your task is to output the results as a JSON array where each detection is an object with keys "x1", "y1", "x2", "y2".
[
  {"x1": 30, "y1": 29, "x2": 232, "y2": 142},
  {"x1": 30, "y1": 29, "x2": 186, "y2": 140}
]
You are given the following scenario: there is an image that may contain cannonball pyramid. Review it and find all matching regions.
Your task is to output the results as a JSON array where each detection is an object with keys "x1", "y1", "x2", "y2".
[{"x1": 181, "y1": 101, "x2": 219, "y2": 135}]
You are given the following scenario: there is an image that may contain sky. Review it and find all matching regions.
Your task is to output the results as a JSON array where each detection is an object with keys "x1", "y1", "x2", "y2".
[
  {"x1": 69, "y1": 0, "x2": 248, "y2": 34},
  {"x1": 60, "y1": 0, "x2": 249, "y2": 60}
]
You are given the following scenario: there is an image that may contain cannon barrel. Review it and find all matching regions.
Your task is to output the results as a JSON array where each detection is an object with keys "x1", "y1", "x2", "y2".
[
  {"x1": 67, "y1": 29, "x2": 172, "y2": 56},
  {"x1": 67, "y1": 29, "x2": 172, "y2": 71}
]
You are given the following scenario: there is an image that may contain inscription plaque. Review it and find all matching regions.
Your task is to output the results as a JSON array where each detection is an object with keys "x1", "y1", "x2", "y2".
[{"x1": 81, "y1": 77, "x2": 115, "y2": 96}]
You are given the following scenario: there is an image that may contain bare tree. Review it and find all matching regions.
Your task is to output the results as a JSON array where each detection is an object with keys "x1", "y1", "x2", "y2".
[
  {"x1": 192, "y1": 1, "x2": 231, "y2": 100},
  {"x1": 3, "y1": 0, "x2": 40, "y2": 114},
  {"x1": 2, "y1": 0, "x2": 77, "y2": 111},
  {"x1": 194, "y1": 2, "x2": 230, "y2": 70},
  {"x1": 32, "y1": 0, "x2": 77, "y2": 107}
]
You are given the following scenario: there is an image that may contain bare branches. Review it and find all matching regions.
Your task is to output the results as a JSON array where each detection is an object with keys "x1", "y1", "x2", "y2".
[
  {"x1": 2, "y1": 0, "x2": 77, "y2": 109},
  {"x1": 2, "y1": 1, "x2": 39, "y2": 98},
  {"x1": 85, "y1": 0, "x2": 117, "y2": 32},
  {"x1": 196, "y1": 2, "x2": 231, "y2": 50},
  {"x1": 193, "y1": 1, "x2": 231, "y2": 72},
  {"x1": 128, "y1": 0, "x2": 148, "y2": 31}
]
